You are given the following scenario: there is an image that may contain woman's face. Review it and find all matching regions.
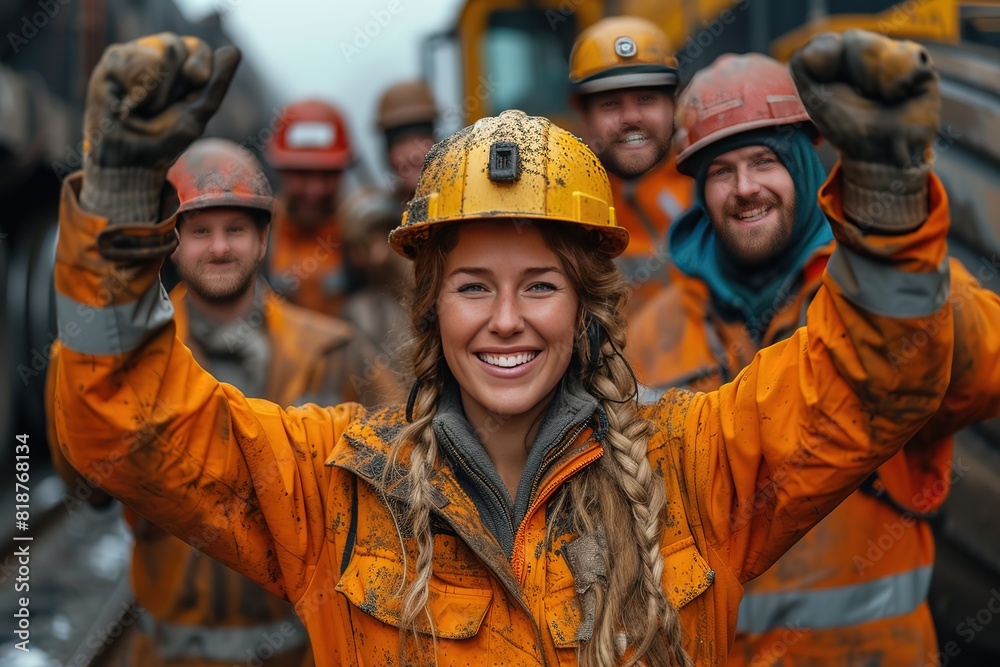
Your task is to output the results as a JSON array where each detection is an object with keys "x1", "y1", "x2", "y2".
[{"x1": 438, "y1": 221, "x2": 580, "y2": 420}]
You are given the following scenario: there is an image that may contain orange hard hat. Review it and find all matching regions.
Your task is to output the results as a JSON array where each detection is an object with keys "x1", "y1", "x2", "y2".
[
  {"x1": 377, "y1": 80, "x2": 438, "y2": 131},
  {"x1": 266, "y1": 99, "x2": 353, "y2": 171},
  {"x1": 569, "y1": 16, "x2": 679, "y2": 95},
  {"x1": 673, "y1": 53, "x2": 813, "y2": 175},
  {"x1": 168, "y1": 138, "x2": 274, "y2": 222}
]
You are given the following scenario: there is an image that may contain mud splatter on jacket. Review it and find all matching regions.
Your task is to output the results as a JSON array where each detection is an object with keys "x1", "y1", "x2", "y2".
[
  {"x1": 51, "y1": 166, "x2": 961, "y2": 665},
  {"x1": 627, "y1": 177, "x2": 987, "y2": 664}
]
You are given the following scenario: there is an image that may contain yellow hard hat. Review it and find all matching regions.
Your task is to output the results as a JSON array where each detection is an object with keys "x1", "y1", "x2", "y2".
[
  {"x1": 389, "y1": 109, "x2": 627, "y2": 259},
  {"x1": 569, "y1": 16, "x2": 679, "y2": 95}
]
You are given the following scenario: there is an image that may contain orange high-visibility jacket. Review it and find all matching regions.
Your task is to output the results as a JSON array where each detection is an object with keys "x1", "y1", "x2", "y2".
[
  {"x1": 608, "y1": 156, "x2": 692, "y2": 313},
  {"x1": 171, "y1": 283, "x2": 400, "y2": 409},
  {"x1": 46, "y1": 340, "x2": 314, "y2": 667},
  {"x1": 628, "y1": 175, "x2": 1000, "y2": 666},
  {"x1": 52, "y1": 166, "x2": 955, "y2": 666},
  {"x1": 45, "y1": 284, "x2": 401, "y2": 667},
  {"x1": 267, "y1": 203, "x2": 347, "y2": 318},
  {"x1": 128, "y1": 285, "x2": 399, "y2": 667}
]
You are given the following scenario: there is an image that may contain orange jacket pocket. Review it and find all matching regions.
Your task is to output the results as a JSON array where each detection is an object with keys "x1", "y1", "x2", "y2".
[
  {"x1": 336, "y1": 552, "x2": 493, "y2": 639},
  {"x1": 662, "y1": 536, "x2": 715, "y2": 608}
]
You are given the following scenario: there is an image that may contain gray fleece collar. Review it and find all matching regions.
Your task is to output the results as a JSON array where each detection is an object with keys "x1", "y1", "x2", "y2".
[{"x1": 432, "y1": 376, "x2": 601, "y2": 556}]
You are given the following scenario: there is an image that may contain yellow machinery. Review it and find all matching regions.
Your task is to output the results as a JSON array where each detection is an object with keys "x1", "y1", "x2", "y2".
[
  {"x1": 426, "y1": 0, "x2": 1000, "y2": 129},
  {"x1": 424, "y1": 0, "x2": 745, "y2": 132}
]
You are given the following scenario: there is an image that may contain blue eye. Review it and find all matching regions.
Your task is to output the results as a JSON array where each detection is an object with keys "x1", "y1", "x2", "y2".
[
  {"x1": 457, "y1": 284, "x2": 487, "y2": 293},
  {"x1": 528, "y1": 282, "x2": 556, "y2": 292}
]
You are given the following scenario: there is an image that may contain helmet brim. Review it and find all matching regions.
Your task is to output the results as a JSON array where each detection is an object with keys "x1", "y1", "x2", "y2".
[
  {"x1": 573, "y1": 69, "x2": 678, "y2": 95},
  {"x1": 389, "y1": 214, "x2": 629, "y2": 260}
]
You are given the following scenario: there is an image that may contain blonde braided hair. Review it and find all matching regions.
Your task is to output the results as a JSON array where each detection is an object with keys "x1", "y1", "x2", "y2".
[{"x1": 384, "y1": 222, "x2": 690, "y2": 666}]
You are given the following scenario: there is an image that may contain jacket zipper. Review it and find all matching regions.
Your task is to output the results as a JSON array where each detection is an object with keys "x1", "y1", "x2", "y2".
[
  {"x1": 513, "y1": 420, "x2": 599, "y2": 581},
  {"x1": 439, "y1": 428, "x2": 517, "y2": 541},
  {"x1": 527, "y1": 419, "x2": 592, "y2": 505},
  {"x1": 427, "y1": 443, "x2": 551, "y2": 666}
]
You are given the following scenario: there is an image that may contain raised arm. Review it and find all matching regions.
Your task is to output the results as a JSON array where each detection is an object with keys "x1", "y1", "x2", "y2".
[
  {"x1": 652, "y1": 31, "x2": 954, "y2": 583},
  {"x1": 50, "y1": 34, "x2": 358, "y2": 601}
]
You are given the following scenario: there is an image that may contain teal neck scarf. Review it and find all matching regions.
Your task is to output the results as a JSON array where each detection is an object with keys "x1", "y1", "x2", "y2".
[{"x1": 669, "y1": 128, "x2": 832, "y2": 339}]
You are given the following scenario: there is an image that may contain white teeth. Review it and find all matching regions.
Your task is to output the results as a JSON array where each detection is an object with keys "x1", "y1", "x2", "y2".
[
  {"x1": 737, "y1": 207, "x2": 769, "y2": 222},
  {"x1": 478, "y1": 352, "x2": 538, "y2": 368},
  {"x1": 622, "y1": 133, "x2": 646, "y2": 144}
]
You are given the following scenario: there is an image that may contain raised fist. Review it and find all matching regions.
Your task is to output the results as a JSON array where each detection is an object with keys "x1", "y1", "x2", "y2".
[
  {"x1": 83, "y1": 33, "x2": 240, "y2": 170},
  {"x1": 791, "y1": 29, "x2": 938, "y2": 168},
  {"x1": 791, "y1": 30, "x2": 940, "y2": 231}
]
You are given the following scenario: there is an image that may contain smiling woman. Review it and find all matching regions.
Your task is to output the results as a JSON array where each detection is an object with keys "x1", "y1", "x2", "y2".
[
  {"x1": 438, "y1": 223, "x2": 579, "y2": 429},
  {"x1": 384, "y1": 112, "x2": 686, "y2": 665},
  {"x1": 54, "y1": 38, "x2": 957, "y2": 667}
]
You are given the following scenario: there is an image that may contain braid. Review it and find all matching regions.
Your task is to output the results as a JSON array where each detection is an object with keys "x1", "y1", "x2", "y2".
[
  {"x1": 590, "y1": 361, "x2": 690, "y2": 667},
  {"x1": 546, "y1": 222, "x2": 690, "y2": 667},
  {"x1": 400, "y1": 406, "x2": 438, "y2": 637},
  {"x1": 386, "y1": 221, "x2": 692, "y2": 666},
  {"x1": 385, "y1": 380, "x2": 439, "y2": 663},
  {"x1": 382, "y1": 232, "x2": 453, "y2": 661}
]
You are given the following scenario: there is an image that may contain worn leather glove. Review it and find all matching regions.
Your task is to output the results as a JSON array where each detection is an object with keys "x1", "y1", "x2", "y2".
[
  {"x1": 80, "y1": 33, "x2": 240, "y2": 224},
  {"x1": 790, "y1": 29, "x2": 940, "y2": 232}
]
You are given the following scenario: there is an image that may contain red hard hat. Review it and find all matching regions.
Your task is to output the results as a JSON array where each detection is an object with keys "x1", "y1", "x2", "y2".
[
  {"x1": 673, "y1": 53, "x2": 813, "y2": 175},
  {"x1": 266, "y1": 99, "x2": 353, "y2": 171},
  {"x1": 168, "y1": 138, "x2": 274, "y2": 222}
]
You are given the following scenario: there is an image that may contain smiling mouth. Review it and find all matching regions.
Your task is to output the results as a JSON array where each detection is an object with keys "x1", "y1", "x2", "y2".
[
  {"x1": 735, "y1": 207, "x2": 771, "y2": 223},
  {"x1": 619, "y1": 133, "x2": 647, "y2": 145},
  {"x1": 476, "y1": 352, "x2": 538, "y2": 368}
]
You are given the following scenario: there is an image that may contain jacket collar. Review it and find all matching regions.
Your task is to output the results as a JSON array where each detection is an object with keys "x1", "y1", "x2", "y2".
[
  {"x1": 430, "y1": 377, "x2": 601, "y2": 556},
  {"x1": 325, "y1": 376, "x2": 605, "y2": 508},
  {"x1": 431, "y1": 377, "x2": 600, "y2": 499},
  {"x1": 325, "y1": 407, "x2": 524, "y2": 599}
]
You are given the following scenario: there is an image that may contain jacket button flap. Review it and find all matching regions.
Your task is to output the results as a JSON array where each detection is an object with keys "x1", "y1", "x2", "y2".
[
  {"x1": 662, "y1": 536, "x2": 714, "y2": 608},
  {"x1": 336, "y1": 553, "x2": 493, "y2": 639},
  {"x1": 544, "y1": 587, "x2": 583, "y2": 649}
]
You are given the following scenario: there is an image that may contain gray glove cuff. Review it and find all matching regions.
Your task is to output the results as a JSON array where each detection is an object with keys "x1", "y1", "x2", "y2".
[
  {"x1": 80, "y1": 164, "x2": 167, "y2": 224},
  {"x1": 840, "y1": 160, "x2": 929, "y2": 234}
]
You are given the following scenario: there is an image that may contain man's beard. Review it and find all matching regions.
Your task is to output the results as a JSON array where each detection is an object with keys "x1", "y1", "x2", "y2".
[
  {"x1": 179, "y1": 254, "x2": 260, "y2": 303},
  {"x1": 715, "y1": 192, "x2": 796, "y2": 268},
  {"x1": 597, "y1": 126, "x2": 672, "y2": 179}
]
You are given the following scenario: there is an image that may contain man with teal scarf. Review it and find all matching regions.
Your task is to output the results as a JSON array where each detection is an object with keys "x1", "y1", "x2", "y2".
[
  {"x1": 627, "y1": 52, "x2": 947, "y2": 664},
  {"x1": 668, "y1": 127, "x2": 833, "y2": 341}
]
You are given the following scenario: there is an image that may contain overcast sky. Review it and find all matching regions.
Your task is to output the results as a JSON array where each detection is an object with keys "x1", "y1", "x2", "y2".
[{"x1": 174, "y1": 0, "x2": 466, "y2": 181}]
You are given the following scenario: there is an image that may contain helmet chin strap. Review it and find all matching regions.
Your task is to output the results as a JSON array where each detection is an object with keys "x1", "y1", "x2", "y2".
[
  {"x1": 582, "y1": 315, "x2": 641, "y2": 403},
  {"x1": 584, "y1": 316, "x2": 605, "y2": 378},
  {"x1": 405, "y1": 376, "x2": 426, "y2": 424}
]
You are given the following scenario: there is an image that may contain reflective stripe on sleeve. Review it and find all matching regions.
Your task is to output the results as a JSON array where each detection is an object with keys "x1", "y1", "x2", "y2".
[
  {"x1": 736, "y1": 565, "x2": 932, "y2": 633},
  {"x1": 826, "y1": 248, "x2": 949, "y2": 318},
  {"x1": 56, "y1": 283, "x2": 174, "y2": 355}
]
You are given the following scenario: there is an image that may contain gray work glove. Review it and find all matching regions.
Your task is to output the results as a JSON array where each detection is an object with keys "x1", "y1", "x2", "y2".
[
  {"x1": 790, "y1": 29, "x2": 940, "y2": 232},
  {"x1": 80, "y1": 33, "x2": 240, "y2": 224}
]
